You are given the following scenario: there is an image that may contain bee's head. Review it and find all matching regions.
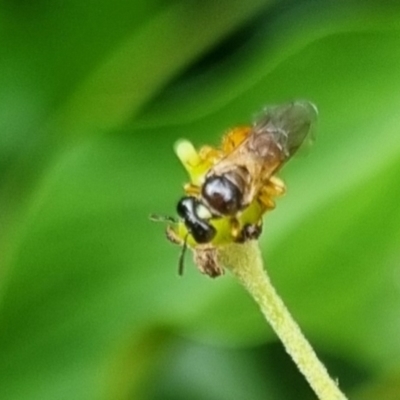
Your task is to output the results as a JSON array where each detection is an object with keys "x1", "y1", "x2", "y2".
[{"x1": 176, "y1": 196, "x2": 216, "y2": 244}]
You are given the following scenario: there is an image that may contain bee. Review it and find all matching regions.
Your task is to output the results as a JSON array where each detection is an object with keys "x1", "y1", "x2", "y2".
[{"x1": 153, "y1": 100, "x2": 317, "y2": 277}]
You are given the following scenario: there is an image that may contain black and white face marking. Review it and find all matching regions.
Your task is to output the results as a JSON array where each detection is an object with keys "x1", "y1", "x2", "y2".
[{"x1": 176, "y1": 196, "x2": 216, "y2": 244}]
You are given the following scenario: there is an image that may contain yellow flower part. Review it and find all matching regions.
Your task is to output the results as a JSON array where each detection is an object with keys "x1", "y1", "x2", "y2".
[{"x1": 169, "y1": 139, "x2": 273, "y2": 247}]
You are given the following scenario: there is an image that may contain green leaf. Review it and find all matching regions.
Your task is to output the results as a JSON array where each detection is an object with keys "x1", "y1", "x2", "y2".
[
  {"x1": 54, "y1": 0, "x2": 274, "y2": 137},
  {"x1": 2, "y1": 1, "x2": 400, "y2": 399}
]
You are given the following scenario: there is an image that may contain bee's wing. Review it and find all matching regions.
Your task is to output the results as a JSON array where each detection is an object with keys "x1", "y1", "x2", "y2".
[
  {"x1": 208, "y1": 100, "x2": 317, "y2": 183},
  {"x1": 252, "y1": 100, "x2": 318, "y2": 160}
]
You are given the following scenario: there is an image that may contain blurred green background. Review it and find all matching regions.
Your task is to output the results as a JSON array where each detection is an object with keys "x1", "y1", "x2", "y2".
[{"x1": 1, "y1": 0, "x2": 400, "y2": 399}]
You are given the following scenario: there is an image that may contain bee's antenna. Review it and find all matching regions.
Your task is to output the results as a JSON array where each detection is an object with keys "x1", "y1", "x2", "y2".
[
  {"x1": 178, "y1": 232, "x2": 189, "y2": 276},
  {"x1": 149, "y1": 214, "x2": 178, "y2": 224}
]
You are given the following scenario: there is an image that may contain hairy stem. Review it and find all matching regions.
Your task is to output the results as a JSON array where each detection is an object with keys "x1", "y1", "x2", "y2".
[{"x1": 217, "y1": 240, "x2": 347, "y2": 400}]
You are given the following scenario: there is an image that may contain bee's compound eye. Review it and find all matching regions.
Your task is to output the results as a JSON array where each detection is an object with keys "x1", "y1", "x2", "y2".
[
  {"x1": 202, "y1": 176, "x2": 242, "y2": 215},
  {"x1": 176, "y1": 197, "x2": 216, "y2": 244},
  {"x1": 177, "y1": 197, "x2": 193, "y2": 219}
]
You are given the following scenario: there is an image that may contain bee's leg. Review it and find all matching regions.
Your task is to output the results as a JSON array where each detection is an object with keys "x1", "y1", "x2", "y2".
[
  {"x1": 258, "y1": 191, "x2": 276, "y2": 211},
  {"x1": 221, "y1": 126, "x2": 252, "y2": 152},
  {"x1": 235, "y1": 222, "x2": 263, "y2": 243},
  {"x1": 258, "y1": 176, "x2": 287, "y2": 210},
  {"x1": 268, "y1": 176, "x2": 286, "y2": 196},
  {"x1": 166, "y1": 225, "x2": 183, "y2": 245},
  {"x1": 183, "y1": 182, "x2": 201, "y2": 196},
  {"x1": 229, "y1": 217, "x2": 262, "y2": 243},
  {"x1": 229, "y1": 217, "x2": 242, "y2": 240}
]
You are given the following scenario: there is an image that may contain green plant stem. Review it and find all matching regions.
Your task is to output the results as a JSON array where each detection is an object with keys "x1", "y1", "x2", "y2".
[{"x1": 217, "y1": 240, "x2": 347, "y2": 400}]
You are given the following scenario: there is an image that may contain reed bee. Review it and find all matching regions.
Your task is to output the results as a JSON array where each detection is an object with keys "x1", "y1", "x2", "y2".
[{"x1": 152, "y1": 100, "x2": 317, "y2": 276}]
